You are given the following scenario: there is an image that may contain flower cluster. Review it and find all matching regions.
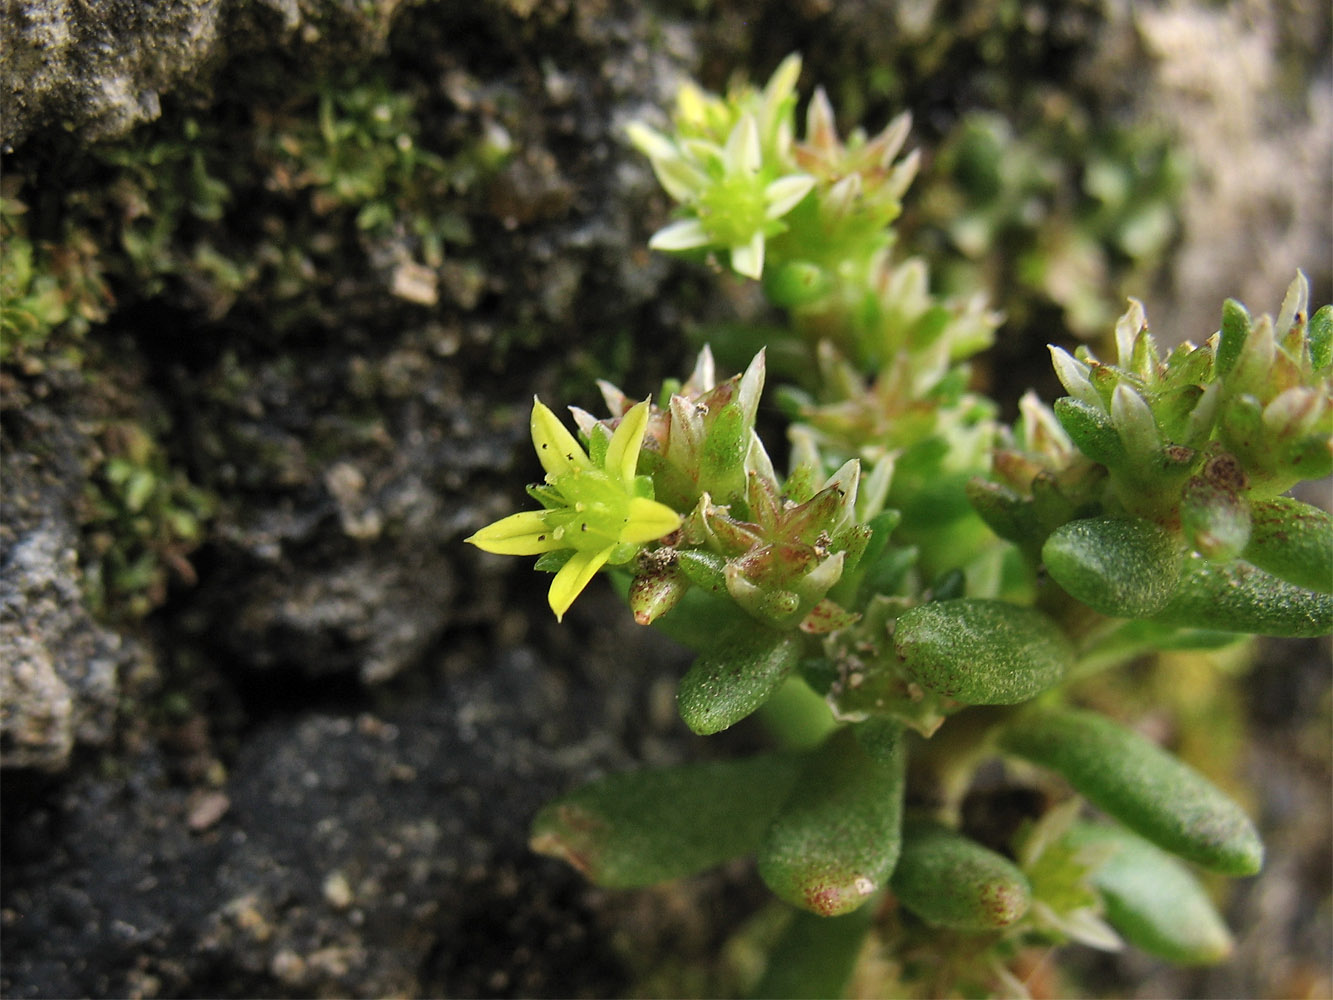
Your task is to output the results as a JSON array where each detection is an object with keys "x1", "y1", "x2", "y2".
[{"x1": 1047, "y1": 275, "x2": 1332, "y2": 521}]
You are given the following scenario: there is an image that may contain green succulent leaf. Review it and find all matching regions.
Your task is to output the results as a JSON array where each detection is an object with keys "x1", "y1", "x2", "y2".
[
  {"x1": 966, "y1": 477, "x2": 1041, "y2": 546},
  {"x1": 1179, "y1": 474, "x2": 1251, "y2": 562},
  {"x1": 752, "y1": 906, "x2": 876, "y2": 1000},
  {"x1": 852, "y1": 715, "x2": 903, "y2": 763},
  {"x1": 678, "y1": 626, "x2": 804, "y2": 734},
  {"x1": 892, "y1": 598, "x2": 1070, "y2": 704},
  {"x1": 999, "y1": 707, "x2": 1264, "y2": 875},
  {"x1": 763, "y1": 259, "x2": 834, "y2": 308},
  {"x1": 758, "y1": 726, "x2": 906, "y2": 916},
  {"x1": 1043, "y1": 517, "x2": 1183, "y2": 617},
  {"x1": 529, "y1": 754, "x2": 802, "y2": 888},
  {"x1": 890, "y1": 820, "x2": 1032, "y2": 930},
  {"x1": 1241, "y1": 496, "x2": 1333, "y2": 594},
  {"x1": 1075, "y1": 618, "x2": 1244, "y2": 675},
  {"x1": 1054, "y1": 396, "x2": 1126, "y2": 466},
  {"x1": 1066, "y1": 821, "x2": 1234, "y2": 965},
  {"x1": 1148, "y1": 555, "x2": 1333, "y2": 636}
]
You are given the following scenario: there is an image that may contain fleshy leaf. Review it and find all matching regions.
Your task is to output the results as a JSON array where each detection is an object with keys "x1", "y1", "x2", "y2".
[
  {"x1": 1149, "y1": 554, "x2": 1333, "y2": 637},
  {"x1": 763, "y1": 259, "x2": 832, "y2": 307},
  {"x1": 893, "y1": 598, "x2": 1070, "y2": 704},
  {"x1": 677, "y1": 626, "x2": 803, "y2": 734},
  {"x1": 1066, "y1": 822, "x2": 1234, "y2": 965},
  {"x1": 999, "y1": 707, "x2": 1264, "y2": 875},
  {"x1": 752, "y1": 906, "x2": 876, "y2": 1000},
  {"x1": 1179, "y1": 474, "x2": 1251, "y2": 562},
  {"x1": 1043, "y1": 517, "x2": 1183, "y2": 617},
  {"x1": 529, "y1": 755, "x2": 802, "y2": 888},
  {"x1": 1242, "y1": 496, "x2": 1333, "y2": 593},
  {"x1": 890, "y1": 820, "x2": 1032, "y2": 930},
  {"x1": 1054, "y1": 396, "x2": 1126, "y2": 466},
  {"x1": 628, "y1": 562, "x2": 689, "y2": 625},
  {"x1": 758, "y1": 726, "x2": 906, "y2": 916},
  {"x1": 966, "y1": 477, "x2": 1042, "y2": 548}
]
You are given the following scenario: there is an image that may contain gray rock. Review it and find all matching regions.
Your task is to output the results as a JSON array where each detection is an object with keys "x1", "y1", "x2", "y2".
[
  {"x1": 0, "y1": 410, "x2": 143, "y2": 772},
  {"x1": 0, "y1": 617, "x2": 742, "y2": 999},
  {"x1": 0, "y1": 0, "x2": 226, "y2": 147}
]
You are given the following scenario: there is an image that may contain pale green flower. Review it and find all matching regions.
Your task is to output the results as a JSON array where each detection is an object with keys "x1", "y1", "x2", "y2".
[
  {"x1": 626, "y1": 55, "x2": 815, "y2": 280},
  {"x1": 467, "y1": 398, "x2": 681, "y2": 621}
]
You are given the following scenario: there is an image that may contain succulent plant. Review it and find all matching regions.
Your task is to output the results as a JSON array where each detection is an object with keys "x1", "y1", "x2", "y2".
[{"x1": 468, "y1": 55, "x2": 1332, "y2": 998}]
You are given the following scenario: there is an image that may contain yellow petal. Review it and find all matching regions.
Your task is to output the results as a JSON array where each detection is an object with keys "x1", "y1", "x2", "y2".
[
  {"x1": 620, "y1": 496, "x2": 682, "y2": 544},
  {"x1": 465, "y1": 510, "x2": 564, "y2": 555},
  {"x1": 606, "y1": 399, "x2": 652, "y2": 483},
  {"x1": 548, "y1": 547, "x2": 611, "y2": 621},
  {"x1": 531, "y1": 397, "x2": 591, "y2": 479}
]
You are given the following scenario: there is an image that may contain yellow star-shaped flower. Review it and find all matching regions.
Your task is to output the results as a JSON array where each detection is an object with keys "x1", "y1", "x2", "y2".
[{"x1": 466, "y1": 398, "x2": 682, "y2": 621}]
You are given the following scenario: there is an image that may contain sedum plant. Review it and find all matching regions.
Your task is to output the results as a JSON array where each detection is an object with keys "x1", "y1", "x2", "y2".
[{"x1": 467, "y1": 55, "x2": 1332, "y2": 997}]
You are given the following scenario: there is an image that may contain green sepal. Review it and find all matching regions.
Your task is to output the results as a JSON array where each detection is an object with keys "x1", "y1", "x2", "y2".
[
  {"x1": 1309, "y1": 304, "x2": 1332, "y2": 371},
  {"x1": 1216, "y1": 298, "x2": 1250, "y2": 377},
  {"x1": 678, "y1": 626, "x2": 803, "y2": 735},
  {"x1": 842, "y1": 509, "x2": 909, "y2": 601},
  {"x1": 1154, "y1": 384, "x2": 1208, "y2": 446},
  {"x1": 584, "y1": 422, "x2": 611, "y2": 468},
  {"x1": 999, "y1": 707, "x2": 1264, "y2": 875},
  {"x1": 700, "y1": 401, "x2": 748, "y2": 493},
  {"x1": 893, "y1": 598, "x2": 1070, "y2": 705},
  {"x1": 751, "y1": 905, "x2": 876, "y2": 1000},
  {"x1": 890, "y1": 819, "x2": 1032, "y2": 930},
  {"x1": 1066, "y1": 821, "x2": 1234, "y2": 965},
  {"x1": 533, "y1": 549, "x2": 573, "y2": 573},
  {"x1": 529, "y1": 754, "x2": 802, "y2": 888},
  {"x1": 1043, "y1": 517, "x2": 1183, "y2": 617},
  {"x1": 757, "y1": 727, "x2": 906, "y2": 916},
  {"x1": 676, "y1": 548, "x2": 729, "y2": 594},
  {"x1": 1242, "y1": 496, "x2": 1333, "y2": 593},
  {"x1": 1215, "y1": 395, "x2": 1265, "y2": 471},
  {"x1": 1149, "y1": 555, "x2": 1333, "y2": 637},
  {"x1": 1054, "y1": 396, "x2": 1126, "y2": 466},
  {"x1": 526, "y1": 482, "x2": 565, "y2": 509}
]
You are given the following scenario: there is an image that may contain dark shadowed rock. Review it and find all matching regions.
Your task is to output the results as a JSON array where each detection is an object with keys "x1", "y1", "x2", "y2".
[{"x1": 0, "y1": 604, "x2": 740, "y2": 998}]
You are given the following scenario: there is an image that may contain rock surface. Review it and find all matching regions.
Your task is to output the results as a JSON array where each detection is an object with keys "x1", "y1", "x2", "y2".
[
  {"x1": 1, "y1": 403, "x2": 145, "y2": 771},
  {"x1": 0, "y1": 0, "x2": 226, "y2": 147}
]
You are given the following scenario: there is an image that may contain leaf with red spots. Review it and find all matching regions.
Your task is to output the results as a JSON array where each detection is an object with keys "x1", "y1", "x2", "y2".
[
  {"x1": 529, "y1": 754, "x2": 801, "y2": 888},
  {"x1": 1000, "y1": 707, "x2": 1264, "y2": 875},
  {"x1": 890, "y1": 820, "x2": 1031, "y2": 930},
  {"x1": 757, "y1": 726, "x2": 905, "y2": 916}
]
